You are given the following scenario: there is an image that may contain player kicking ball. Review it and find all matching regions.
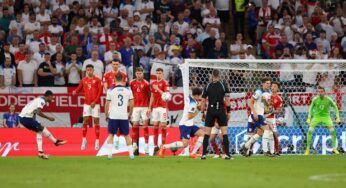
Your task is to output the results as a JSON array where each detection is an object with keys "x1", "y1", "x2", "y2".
[
  {"x1": 130, "y1": 67, "x2": 151, "y2": 155},
  {"x1": 19, "y1": 90, "x2": 67, "y2": 159},
  {"x1": 105, "y1": 73, "x2": 134, "y2": 160},
  {"x1": 72, "y1": 64, "x2": 103, "y2": 150},
  {"x1": 305, "y1": 86, "x2": 341, "y2": 155},
  {"x1": 159, "y1": 88, "x2": 204, "y2": 158}
]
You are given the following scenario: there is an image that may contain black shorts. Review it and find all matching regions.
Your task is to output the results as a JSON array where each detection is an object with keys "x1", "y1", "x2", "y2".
[
  {"x1": 205, "y1": 109, "x2": 228, "y2": 127},
  {"x1": 218, "y1": 10, "x2": 230, "y2": 23}
]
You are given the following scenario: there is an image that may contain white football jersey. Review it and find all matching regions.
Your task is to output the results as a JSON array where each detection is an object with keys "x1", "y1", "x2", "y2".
[
  {"x1": 19, "y1": 97, "x2": 46, "y2": 118},
  {"x1": 179, "y1": 96, "x2": 199, "y2": 126},
  {"x1": 106, "y1": 86, "x2": 133, "y2": 120},
  {"x1": 252, "y1": 88, "x2": 271, "y2": 116}
]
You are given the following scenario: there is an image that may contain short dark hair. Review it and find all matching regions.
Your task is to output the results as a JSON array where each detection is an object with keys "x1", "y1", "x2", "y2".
[
  {"x1": 261, "y1": 77, "x2": 270, "y2": 83},
  {"x1": 115, "y1": 73, "x2": 123, "y2": 82},
  {"x1": 156, "y1": 68, "x2": 163, "y2": 72},
  {"x1": 272, "y1": 81, "x2": 280, "y2": 89},
  {"x1": 192, "y1": 88, "x2": 202, "y2": 96},
  {"x1": 212, "y1": 69, "x2": 220, "y2": 77},
  {"x1": 86, "y1": 64, "x2": 94, "y2": 69},
  {"x1": 318, "y1": 86, "x2": 325, "y2": 91},
  {"x1": 112, "y1": 58, "x2": 121, "y2": 63},
  {"x1": 135, "y1": 67, "x2": 144, "y2": 72},
  {"x1": 45, "y1": 90, "x2": 53, "y2": 96}
]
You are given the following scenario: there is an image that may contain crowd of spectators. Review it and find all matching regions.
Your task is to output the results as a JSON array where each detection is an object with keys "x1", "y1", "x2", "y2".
[{"x1": 0, "y1": 0, "x2": 345, "y2": 92}]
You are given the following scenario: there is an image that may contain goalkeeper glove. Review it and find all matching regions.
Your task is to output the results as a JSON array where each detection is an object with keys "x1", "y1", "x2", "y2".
[
  {"x1": 306, "y1": 117, "x2": 311, "y2": 125},
  {"x1": 336, "y1": 117, "x2": 341, "y2": 124}
]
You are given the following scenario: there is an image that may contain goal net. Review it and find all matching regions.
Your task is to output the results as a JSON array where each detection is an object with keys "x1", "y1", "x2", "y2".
[{"x1": 180, "y1": 59, "x2": 346, "y2": 155}]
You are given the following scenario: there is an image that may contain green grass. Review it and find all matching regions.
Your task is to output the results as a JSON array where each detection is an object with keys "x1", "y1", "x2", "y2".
[{"x1": 0, "y1": 155, "x2": 346, "y2": 188}]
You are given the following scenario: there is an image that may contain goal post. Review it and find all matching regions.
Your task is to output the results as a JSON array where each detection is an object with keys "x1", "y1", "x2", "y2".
[{"x1": 179, "y1": 59, "x2": 346, "y2": 155}]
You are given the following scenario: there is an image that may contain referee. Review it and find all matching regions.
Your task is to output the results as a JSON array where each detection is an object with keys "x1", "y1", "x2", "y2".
[{"x1": 200, "y1": 69, "x2": 232, "y2": 160}]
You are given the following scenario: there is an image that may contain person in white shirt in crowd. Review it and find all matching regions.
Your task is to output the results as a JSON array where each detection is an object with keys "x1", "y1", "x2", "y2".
[
  {"x1": 136, "y1": 0, "x2": 154, "y2": 21},
  {"x1": 202, "y1": 8, "x2": 220, "y2": 30},
  {"x1": 24, "y1": 13, "x2": 41, "y2": 42},
  {"x1": 89, "y1": 16, "x2": 103, "y2": 35},
  {"x1": 48, "y1": 35, "x2": 60, "y2": 55},
  {"x1": 0, "y1": 57, "x2": 16, "y2": 88},
  {"x1": 33, "y1": 43, "x2": 47, "y2": 66},
  {"x1": 22, "y1": 3, "x2": 31, "y2": 23},
  {"x1": 103, "y1": 0, "x2": 119, "y2": 25},
  {"x1": 9, "y1": 36, "x2": 20, "y2": 55},
  {"x1": 143, "y1": 15, "x2": 157, "y2": 35},
  {"x1": 230, "y1": 33, "x2": 247, "y2": 59},
  {"x1": 48, "y1": 17, "x2": 64, "y2": 37},
  {"x1": 145, "y1": 34, "x2": 161, "y2": 56},
  {"x1": 133, "y1": 11, "x2": 144, "y2": 29},
  {"x1": 316, "y1": 41, "x2": 329, "y2": 59},
  {"x1": 83, "y1": 50, "x2": 104, "y2": 79},
  {"x1": 36, "y1": 4, "x2": 51, "y2": 25},
  {"x1": 9, "y1": 12, "x2": 24, "y2": 39},
  {"x1": 329, "y1": 7, "x2": 346, "y2": 38},
  {"x1": 119, "y1": 8, "x2": 130, "y2": 28},
  {"x1": 150, "y1": 51, "x2": 172, "y2": 83},
  {"x1": 173, "y1": 11, "x2": 189, "y2": 35},
  {"x1": 104, "y1": 43, "x2": 122, "y2": 65},
  {"x1": 120, "y1": 0, "x2": 136, "y2": 18},
  {"x1": 66, "y1": 52, "x2": 83, "y2": 86},
  {"x1": 245, "y1": 45, "x2": 256, "y2": 59},
  {"x1": 17, "y1": 53, "x2": 38, "y2": 87},
  {"x1": 54, "y1": 53, "x2": 66, "y2": 86},
  {"x1": 53, "y1": 0, "x2": 70, "y2": 15},
  {"x1": 314, "y1": 30, "x2": 331, "y2": 54},
  {"x1": 316, "y1": 13, "x2": 334, "y2": 41}
]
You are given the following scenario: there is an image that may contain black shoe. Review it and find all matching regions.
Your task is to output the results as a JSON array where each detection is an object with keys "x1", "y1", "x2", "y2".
[
  {"x1": 153, "y1": 146, "x2": 159, "y2": 155},
  {"x1": 240, "y1": 145, "x2": 248, "y2": 156},
  {"x1": 264, "y1": 151, "x2": 275, "y2": 157},
  {"x1": 38, "y1": 151, "x2": 49, "y2": 159},
  {"x1": 201, "y1": 155, "x2": 207, "y2": 160},
  {"x1": 248, "y1": 150, "x2": 253, "y2": 157},
  {"x1": 134, "y1": 148, "x2": 139, "y2": 156},
  {"x1": 274, "y1": 152, "x2": 280, "y2": 156},
  {"x1": 55, "y1": 140, "x2": 67, "y2": 146}
]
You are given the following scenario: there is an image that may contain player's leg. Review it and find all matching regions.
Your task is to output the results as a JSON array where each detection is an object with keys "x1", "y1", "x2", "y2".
[
  {"x1": 306, "y1": 118, "x2": 319, "y2": 155},
  {"x1": 159, "y1": 125, "x2": 190, "y2": 158},
  {"x1": 81, "y1": 104, "x2": 91, "y2": 150},
  {"x1": 92, "y1": 105, "x2": 101, "y2": 150},
  {"x1": 190, "y1": 127, "x2": 204, "y2": 158},
  {"x1": 324, "y1": 118, "x2": 339, "y2": 154},
  {"x1": 131, "y1": 108, "x2": 140, "y2": 154},
  {"x1": 120, "y1": 120, "x2": 134, "y2": 159},
  {"x1": 107, "y1": 119, "x2": 116, "y2": 159},
  {"x1": 210, "y1": 127, "x2": 221, "y2": 158},
  {"x1": 261, "y1": 124, "x2": 274, "y2": 156},
  {"x1": 242, "y1": 116, "x2": 261, "y2": 154},
  {"x1": 152, "y1": 108, "x2": 160, "y2": 154},
  {"x1": 266, "y1": 118, "x2": 276, "y2": 155},
  {"x1": 159, "y1": 108, "x2": 169, "y2": 146},
  {"x1": 142, "y1": 108, "x2": 150, "y2": 154},
  {"x1": 201, "y1": 111, "x2": 214, "y2": 160},
  {"x1": 270, "y1": 120, "x2": 280, "y2": 155}
]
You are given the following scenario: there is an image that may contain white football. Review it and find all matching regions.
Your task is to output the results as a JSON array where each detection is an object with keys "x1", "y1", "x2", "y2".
[
  {"x1": 277, "y1": 117, "x2": 286, "y2": 124},
  {"x1": 161, "y1": 92, "x2": 172, "y2": 102},
  {"x1": 262, "y1": 92, "x2": 271, "y2": 101}
]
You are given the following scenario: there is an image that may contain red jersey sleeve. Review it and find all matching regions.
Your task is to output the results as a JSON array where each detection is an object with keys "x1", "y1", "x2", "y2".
[
  {"x1": 74, "y1": 78, "x2": 84, "y2": 93},
  {"x1": 93, "y1": 78, "x2": 103, "y2": 104}
]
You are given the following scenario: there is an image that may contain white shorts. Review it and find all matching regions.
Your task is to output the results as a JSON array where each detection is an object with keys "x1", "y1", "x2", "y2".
[
  {"x1": 266, "y1": 118, "x2": 277, "y2": 132},
  {"x1": 211, "y1": 126, "x2": 221, "y2": 135},
  {"x1": 132, "y1": 107, "x2": 149, "y2": 122},
  {"x1": 83, "y1": 104, "x2": 100, "y2": 118},
  {"x1": 152, "y1": 107, "x2": 168, "y2": 123}
]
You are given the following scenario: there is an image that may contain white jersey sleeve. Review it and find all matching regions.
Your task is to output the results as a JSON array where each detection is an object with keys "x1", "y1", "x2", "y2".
[
  {"x1": 179, "y1": 96, "x2": 198, "y2": 126},
  {"x1": 19, "y1": 97, "x2": 46, "y2": 118}
]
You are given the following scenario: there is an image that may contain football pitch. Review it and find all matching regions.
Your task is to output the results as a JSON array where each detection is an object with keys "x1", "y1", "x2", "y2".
[{"x1": 0, "y1": 155, "x2": 345, "y2": 188}]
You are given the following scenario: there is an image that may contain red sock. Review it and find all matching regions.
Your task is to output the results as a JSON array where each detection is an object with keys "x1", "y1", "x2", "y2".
[
  {"x1": 132, "y1": 126, "x2": 139, "y2": 143},
  {"x1": 211, "y1": 140, "x2": 220, "y2": 155},
  {"x1": 95, "y1": 124, "x2": 100, "y2": 139},
  {"x1": 82, "y1": 123, "x2": 88, "y2": 137},
  {"x1": 154, "y1": 128, "x2": 159, "y2": 146},
  {"x1": 143, "y1": 127, "x2": 149, "y2": 144},
  {"x1": 274, "y1": 134, "x2": 280, "y2": 153},
  {"x1": 116, "y1": 129, "x2": 120, "y2": 137},
  {"x1": 161, "y1": 128, "x2": 167, "y2": 145}
]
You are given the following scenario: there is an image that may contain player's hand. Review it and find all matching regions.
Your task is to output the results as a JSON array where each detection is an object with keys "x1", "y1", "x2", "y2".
[
  {"x1": 146, "y1": 110, "x2": 151, "y2": 118},
  {"x1": 153, "y1": 84, "x2": 159, "y2": 91},
  {"x1": 306, "y1": 117, "x2": 311, "y2": 125},
  {"x1": 336, "y1": 117, "x2": 341, "y2": 124},
  {"x1": 105, "y1": 116, "x2": 109, "y2": 122},
  {"x1": 226, "y1": 113, "x2": 231, "y2": 121},
  {"x1": 201, "y1": 113, "x2": 206, "y2": 122},
  {"x1": 72, "y1": 90, "x2": 76, "y2": 96},
  {"x1": 253, "y1": 113, "x2": 258, "y2": 121},
  {"x1": 90, "y1": 103, "x2": 96, "y2": 108},
  {"x1": 48, "y1": 117, "x2": 55, "y2": 121}
]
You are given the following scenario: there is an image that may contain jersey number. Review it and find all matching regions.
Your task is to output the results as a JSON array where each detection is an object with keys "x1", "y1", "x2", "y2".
[{"x1": 118, "y1": 94, "x2": 123, "y2": 106}]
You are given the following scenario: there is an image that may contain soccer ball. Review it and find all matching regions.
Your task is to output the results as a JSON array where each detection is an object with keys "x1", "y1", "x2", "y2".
[
  {"x1": 161, "y1": 92, "x2": 172, "y2": 102},
  {"x1": 262, "y1": 92, "x2": 271, "y2": 101},
  {"x1": 277, "y1": 117, "x2": 286, "y2": 125}
]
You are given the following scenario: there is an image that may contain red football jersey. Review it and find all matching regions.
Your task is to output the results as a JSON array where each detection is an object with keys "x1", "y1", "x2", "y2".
[
  {"x1": 130, "y1": 79, "x2": 150, "y2": 107},
  {"x1": 150, "y1": 79, "x2": 170, "y2": 108},
  {"x1": 74, "y1": 76, "x2": 103, "y2": 105},
  {"x1": 262, "y1": 33, "x2": 281, "y2": 58},
  {"x1": 268, "y1": 94, "x2": 283, "y2": 118},
  {"x1": 103, "y1": 70, "x2": 128, "y2": 89}
]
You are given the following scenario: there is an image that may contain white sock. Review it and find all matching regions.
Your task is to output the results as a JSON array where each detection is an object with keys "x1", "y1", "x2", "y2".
[
  {"x1": 115, "y1": 136, "x2": 119, "y2": 144},
  {"x1": 36, "y1": 133, "x2": 43, "y2": 152},
  {"x1": 245, "y1": 134, "x2": 260, "y2": 148},
  {"x1": 262, "y1": 130, "x2": 271, "y2": 153},
  {"x1": 183, "y1": 145, "x2": 190, "y2": 154},
  {"x1": 128, "y1": 145, "x2": 134, "y2": 156},
  {"x1": 163, "y1": 141, "x2": 184, "y2": 149},
  {"x1": 191, "y1": 136, "x2": 204, "y2": 154},
  {"x1": 95, "y1": 139, "x2": 99, "y2": 144},
  {"x1": 42, "y1": 127, "x2": 57, "y2": 143},
  {"x1": 82, "y1": 137, "x2": 87, "y2": 143},
  {"x1": 269, "y1": 132, "x2": 275, "y2": 154},
  {"x1": 107, "y1": 144, "x2": 113, "y2": 157}
]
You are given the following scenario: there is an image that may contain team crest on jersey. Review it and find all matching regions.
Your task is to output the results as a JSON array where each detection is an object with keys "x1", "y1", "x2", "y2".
[{"x1": 93, "y1": 80, "x2": 96, "y2": 83}]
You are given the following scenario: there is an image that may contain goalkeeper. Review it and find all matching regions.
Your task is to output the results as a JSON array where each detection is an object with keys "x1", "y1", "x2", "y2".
[{"x1": 305, "y1": 86, "x2": 341, "y2": 155}]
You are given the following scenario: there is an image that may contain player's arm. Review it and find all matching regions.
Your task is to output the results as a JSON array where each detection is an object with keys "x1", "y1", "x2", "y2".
[
  {"x1": 223, "y1": 83, "x2": 231, "y2": 116},
  {"x1": 103, "y1": 75, "x2": 108, "y2": 91},
  {"x1": 92, "y1": 80, "x2": 103, "y2": 107},
  {"x1": 36, "y1": 108, "x2": 54, "y2": 121},
  {"x1": 329, "y1": 97, "x2": 340, "y2": 122},
  {"x1": 72, "y1": 79, "x2": 83, "y2": 95},
  {"x1": 128, "y1": 90, "x2": 134, "y2": 118},
  {"x1": 248, "y1": 98, "x2": 256, "y2": 116},
  {"x1": 187, "y1": 103, "x2": 200, "y2": 120},
  {"x1": 105, "y1": 89, "x2": 111, "y2": 120},
  {"x1": 307, "y1": 98, "x2": 316, "y2": 120}
]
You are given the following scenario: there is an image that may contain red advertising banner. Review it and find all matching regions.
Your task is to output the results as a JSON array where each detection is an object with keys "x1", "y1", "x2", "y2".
[{"x1": 0, "y1": 128, "x2": 184, "y2": 157}]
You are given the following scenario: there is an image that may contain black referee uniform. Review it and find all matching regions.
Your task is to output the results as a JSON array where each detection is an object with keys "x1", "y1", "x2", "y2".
[
  {"x1": 201, "y1": 80, "x2": 232, "y2": 159},
  {"x1": 202, "y1": 81, "x2": 229, "y2": 127}
]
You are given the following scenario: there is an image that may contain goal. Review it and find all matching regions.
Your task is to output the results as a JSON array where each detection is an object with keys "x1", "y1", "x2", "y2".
[{"x1": 180, "y1": 59, "x2": 346, "y2": 155}]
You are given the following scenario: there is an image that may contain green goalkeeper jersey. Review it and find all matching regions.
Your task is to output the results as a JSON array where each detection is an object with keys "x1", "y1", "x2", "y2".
[{"x1": 308, "y1": 96, "x2": 339, "y2": 118}]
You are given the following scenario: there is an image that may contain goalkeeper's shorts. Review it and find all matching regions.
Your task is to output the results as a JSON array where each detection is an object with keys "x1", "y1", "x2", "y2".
[{"x1": 311, "y1": 117, "x2": 333, "y2": 127}]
